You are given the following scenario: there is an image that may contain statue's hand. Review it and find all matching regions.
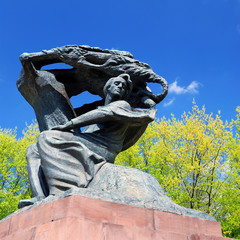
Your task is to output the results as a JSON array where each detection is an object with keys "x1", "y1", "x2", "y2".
[
  {"x1": 51, "y1": 121, "x2": 73, "y2": 131},
  {"x1": 51, "y1": 125, "x2": 65, "y2": 130}
]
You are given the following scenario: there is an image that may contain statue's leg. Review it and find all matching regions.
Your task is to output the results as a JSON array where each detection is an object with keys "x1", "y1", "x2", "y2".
[
  {"x1": 26, "y1": 144, "x2": 49, "y2": 197},
  {"x1": 18, "y1": 144, "x2": 49, "y2": 208}
]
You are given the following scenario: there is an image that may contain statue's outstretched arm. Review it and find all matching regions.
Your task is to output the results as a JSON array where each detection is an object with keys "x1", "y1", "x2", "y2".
[
  {"x1": 52, "y1": 102, "x2": 156, "y2": 131},
  {"x1": 51, "y1": 107, "x2": 116, "y2": 131}
]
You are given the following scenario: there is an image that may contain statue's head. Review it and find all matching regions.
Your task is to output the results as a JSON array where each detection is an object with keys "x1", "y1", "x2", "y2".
[{"x1": 103, "y1": 74, "x2": 133, "y2": 100}]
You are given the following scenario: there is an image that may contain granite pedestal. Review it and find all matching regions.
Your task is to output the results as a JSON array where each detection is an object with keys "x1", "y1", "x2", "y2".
[{"x1": 0, "y1": 195, "x2": 235, "y2": 240}]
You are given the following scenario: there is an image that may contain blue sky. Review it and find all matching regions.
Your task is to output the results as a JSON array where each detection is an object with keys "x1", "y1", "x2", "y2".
[{"x1": 0, "y1": 0, "x2": 239, "y2": 134}]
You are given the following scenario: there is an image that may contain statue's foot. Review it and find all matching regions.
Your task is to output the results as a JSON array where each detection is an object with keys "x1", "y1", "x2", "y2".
[{"x1": 18, "y1": 197, "x2": 43, "y2": 209}]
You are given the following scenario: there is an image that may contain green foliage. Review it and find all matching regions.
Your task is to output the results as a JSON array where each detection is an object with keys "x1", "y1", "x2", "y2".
[
  {"x1": 0, "y1": 122, "x2": 39, "y2": 220},
  {"x1": 116, "y1": 103, "x2": 240, "y2": 239},
  {"x1": 217, "y1": 107, "x2": 240, "y2": 239}
]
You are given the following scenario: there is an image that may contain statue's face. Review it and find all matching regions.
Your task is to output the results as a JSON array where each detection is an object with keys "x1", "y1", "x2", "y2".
[{"x1": 108, "y1": 77, "x2": 127, "y2": 99}]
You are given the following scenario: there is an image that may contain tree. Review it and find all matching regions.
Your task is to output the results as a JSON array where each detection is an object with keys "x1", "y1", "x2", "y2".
[
  {"x1": 216, "y1": 107, "x2": 240, "y2": 239},
  {"x1": 0, "y1": 122, "x2": 39, "y2": 220},
  {"x1": 116, "y1": 102, "x2": 239, "y2": 238}
]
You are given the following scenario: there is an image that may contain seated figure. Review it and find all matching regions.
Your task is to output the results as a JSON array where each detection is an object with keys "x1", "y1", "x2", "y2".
[
  {"x1": 19, "y1": 73, "x2": 156, "y2": 207},
  {"x1": 39, "y1": 73, "x2": 156, "y2": 195}
]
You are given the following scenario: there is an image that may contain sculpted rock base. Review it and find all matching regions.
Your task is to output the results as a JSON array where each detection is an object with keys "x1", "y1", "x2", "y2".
[
  {"x1": 17, "y1": 163, "x2": 215, "y2": 221},
  {"x1": 87, "y1": 163, "x2": 215, "y2": 221}
]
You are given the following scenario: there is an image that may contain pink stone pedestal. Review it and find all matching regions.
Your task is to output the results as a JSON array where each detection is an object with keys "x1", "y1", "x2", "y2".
[{"x1": 0, "y1": 195, "x2": 235, "y2": 240}]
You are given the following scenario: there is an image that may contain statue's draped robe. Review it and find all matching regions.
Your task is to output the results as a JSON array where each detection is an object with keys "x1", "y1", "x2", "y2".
[{"x1": 36, "y1": 101, "x2": 156, "y2": 195}]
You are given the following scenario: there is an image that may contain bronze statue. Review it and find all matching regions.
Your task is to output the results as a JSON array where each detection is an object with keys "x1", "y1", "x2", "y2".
[
  {"x1": 17, "y1": 45, "x2": 216, "y2": 221},
  {"x1": 17, "y1": 45, "x2": 166, "y2": 207}
]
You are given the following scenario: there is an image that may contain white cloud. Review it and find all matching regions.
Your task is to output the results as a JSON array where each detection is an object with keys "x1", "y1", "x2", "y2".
[
  {"x1": 169, "y1": 80, "x2": 200, "y2": 95},
  {"x1": 163, "y1": 98, "x2": 175, "y2": 107},
  {"x1": 186, "y1": 81, "x2": 200, "y2": 94},
  {"x1": 169, "y1": 81, "x2": 186, "y2": 94}
]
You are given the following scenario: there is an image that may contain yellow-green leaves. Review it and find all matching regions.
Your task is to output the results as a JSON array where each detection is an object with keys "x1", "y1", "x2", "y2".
[
  {"x1": 0, "y1": 122, "x2": 39, "y2": 219},
  {"x1": 218, "y1": 107, "x2": 240, "y2": 239},
  {"x1": 116, "y1": 103, "x2": 239, "y2": 239}
]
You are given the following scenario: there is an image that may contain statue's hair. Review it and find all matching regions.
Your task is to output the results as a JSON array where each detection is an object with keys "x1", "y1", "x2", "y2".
[{"x1": 103, "y1": 74, "x2": 133, "y2": 99}]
